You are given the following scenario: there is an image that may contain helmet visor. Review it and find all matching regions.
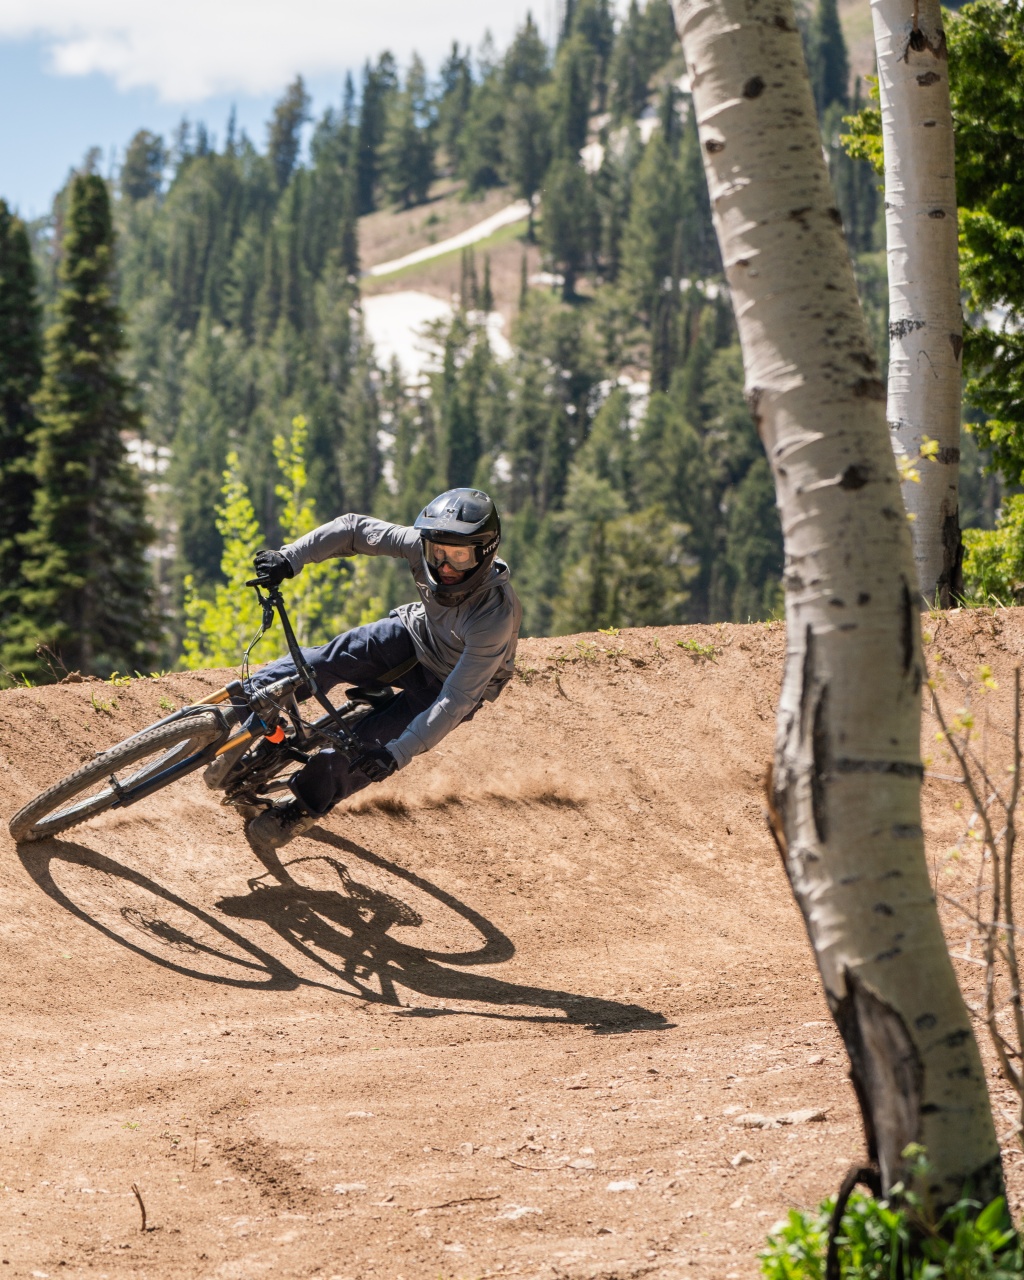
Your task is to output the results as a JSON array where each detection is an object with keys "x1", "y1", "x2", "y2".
[{"x1": 424, "y1": 540, "x2": 479, "y2": 572}]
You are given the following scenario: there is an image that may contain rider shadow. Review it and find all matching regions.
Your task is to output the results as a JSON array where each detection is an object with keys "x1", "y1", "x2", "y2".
[
  {"x1": 16, "y1": 830, "x2": 668, "y2": 1032},
  {"x1": 216, "y1": 827, "x2": 668, "y2": 1031}
]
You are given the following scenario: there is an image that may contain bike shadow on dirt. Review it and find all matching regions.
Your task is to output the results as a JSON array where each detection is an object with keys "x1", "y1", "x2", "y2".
[
  {"x1": 16, "y1": 830, "x2": 668, "y2": 1033},
  {"x1": 216, "y1": 826, "x2": 668, "y2": 1032},
  {"x1": 17, "y1": 837, "x2": 300, "y2": 990}
]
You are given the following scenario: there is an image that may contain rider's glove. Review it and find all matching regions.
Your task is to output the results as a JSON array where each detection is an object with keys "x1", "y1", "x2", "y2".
[
  {"x1": 351, "y1": 745, "x2": 397, "y2": 783},
  {"x1": 253, "y1": 549, "x2": 294, "y2": 586}
]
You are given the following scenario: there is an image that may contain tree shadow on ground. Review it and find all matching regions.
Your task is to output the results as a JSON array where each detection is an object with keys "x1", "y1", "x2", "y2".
[{"x1": 17, "y1": 828, "x2": 669, "y2": 1033}]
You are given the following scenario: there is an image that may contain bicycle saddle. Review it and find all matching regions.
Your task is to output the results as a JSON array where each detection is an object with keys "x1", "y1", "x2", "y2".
[{"x1": 344, "y1": 685, "x2": 398, "y2": 708}]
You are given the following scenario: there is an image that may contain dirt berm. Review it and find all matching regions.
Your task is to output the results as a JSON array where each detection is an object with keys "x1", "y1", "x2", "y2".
[{"x1": 2, "y1": 614, "x2": 1024, "y2": 1280}]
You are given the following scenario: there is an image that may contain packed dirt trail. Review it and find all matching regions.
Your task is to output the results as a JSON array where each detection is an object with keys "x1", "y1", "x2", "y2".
[{"x1": 3, "y1": 613, "x2": 1024, "y2": 1280}]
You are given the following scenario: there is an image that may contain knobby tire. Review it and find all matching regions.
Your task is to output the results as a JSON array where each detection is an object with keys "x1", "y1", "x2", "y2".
[{"x1": 8, "y1": 711, "x2": 224, "y2": 843}]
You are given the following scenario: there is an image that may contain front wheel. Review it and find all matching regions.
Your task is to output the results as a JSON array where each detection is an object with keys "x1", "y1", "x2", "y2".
[{"x1": 8, "y1": 711, "x2": 224, "y2": 843}]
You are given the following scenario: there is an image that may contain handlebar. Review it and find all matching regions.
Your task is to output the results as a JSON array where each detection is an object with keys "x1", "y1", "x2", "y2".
[{"x1": 244, "y1": 576, "x2": 364, "y2": 759}]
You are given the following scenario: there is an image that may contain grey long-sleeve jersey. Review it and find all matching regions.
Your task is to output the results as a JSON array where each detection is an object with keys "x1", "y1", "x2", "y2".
[{"x1": 281, "y1": 514, "x2": 522, "y2": 769}]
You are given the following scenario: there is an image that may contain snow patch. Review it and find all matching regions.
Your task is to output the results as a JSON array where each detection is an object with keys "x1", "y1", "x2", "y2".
[{"x1": 362, "y1": 291, "x2": 511, "y2": 380}]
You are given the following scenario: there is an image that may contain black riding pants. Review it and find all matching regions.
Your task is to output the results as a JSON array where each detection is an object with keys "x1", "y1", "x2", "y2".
[{"x1": 252, "y1": 616, "x2": 443, "y2": 815}]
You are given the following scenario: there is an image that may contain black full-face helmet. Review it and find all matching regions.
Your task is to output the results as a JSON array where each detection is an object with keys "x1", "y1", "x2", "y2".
[{"x1": 414, "y1": 488, "x2": 502, "y2": 605}]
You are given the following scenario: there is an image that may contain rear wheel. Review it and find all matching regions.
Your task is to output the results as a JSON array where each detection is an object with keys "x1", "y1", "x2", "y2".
[{"x1": 8, "y1": 712, "x2": 224, "y2": 843}]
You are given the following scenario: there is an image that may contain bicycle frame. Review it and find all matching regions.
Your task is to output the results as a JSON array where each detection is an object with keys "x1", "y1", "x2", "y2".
[{"x1": 105, "y1": 579, "x2": 363, "y2": 812}]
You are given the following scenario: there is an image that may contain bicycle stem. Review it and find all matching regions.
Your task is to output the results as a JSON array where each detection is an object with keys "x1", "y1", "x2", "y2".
[{"x1": 250, "y1": 580, "x2": 365, "y2": 760}]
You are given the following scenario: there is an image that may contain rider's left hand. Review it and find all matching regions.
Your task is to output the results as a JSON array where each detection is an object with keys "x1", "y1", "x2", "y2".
[
  {"x1": 254, "y1": 548, "x2": 294, "y2": 586},
  {"x1": 351, "y1": 745, "x2": 397, "y2": 783}
]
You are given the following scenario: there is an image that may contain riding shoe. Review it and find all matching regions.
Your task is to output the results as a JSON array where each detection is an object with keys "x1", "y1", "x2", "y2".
[
  {"x1": 245, "y1": 799, "x2": 317, "y2": 855},
  {"x1": 203, "y1": 736, "x2": 251, "y2": 789}
]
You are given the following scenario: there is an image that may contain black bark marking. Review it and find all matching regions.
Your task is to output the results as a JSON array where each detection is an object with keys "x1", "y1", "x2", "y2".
[
  {"x1": 743, "y1": 76, "x2": 765, "y2": 98},
  {"x1": 900, "y1": 577, "x2": 914, "y2": 674},
  {"x1": 909, "y1": 28, "x2": 928, "y2": 51},
  {"x1": 833, "y1": 971, "x2": 923, "y2": 1190},
  {"x1": 857, "y1": 592, "x2": 871, "y2": 605},
  {"x1": 800, "y1": 625, "x2": 816, "y2": 739},
  {"x1": 889, "y1": 317, "x2": 926, "y2": 340},
  {"x1": 923, "y1": 119, "x2": 937, "y2": 127},
  {"x1": 915, "y1": 1012, "x2": 937, "y2": 1031},
  {"x1": 840, "y1": 464, "x2": 870, "y2": 490},
  {"x1": 704, "y1": 138, "x2": 725, "y2": 154},
  {"x1": 892, "y1": 823, "x2": 922, "y2": 838},
  {"x1": 812, "y1": 684, "x2": 830, "y2": 846},
  {"x1": 928, "y1": 208, "x2": 946, "y2": 219},
  {"x1": 829, "y1": 598, "x2": 846, "y2": 608},
  {"x1": 834, "y1": 758, "x2": 924, "y2": 779},
  {"x1": 853, "y1": 378, "x2": 887, "y2": 401},
  {"x1": 789, "y1": 206, "x2": 812, "y2": 229},
  {"x1": 946, "y1": 1027, "x2": 971, "y2": 1048},
  {"x1": 874, "y1": 903, "x2": 894, "y2": 916},
  {"x1": 936, "y1": 507, "x2": 964, "y2": 607},
  {"x1": 935, "y1": 446, "x2": 960, "y2": 464},
  {"x1": 950, "y1": 332, "x2": 964, "y2": 361},
  {"x1": 917, "y1": 71, "x2": 940, "y2": 85},
  {"x1": 828, "y1": 206, "x2": 843, "y2": 225}
]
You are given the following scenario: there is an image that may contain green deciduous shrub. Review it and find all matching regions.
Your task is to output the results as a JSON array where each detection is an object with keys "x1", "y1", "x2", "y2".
[{"x1": 761, "y1": 1190, "x2": 1020, "y2": 1280}]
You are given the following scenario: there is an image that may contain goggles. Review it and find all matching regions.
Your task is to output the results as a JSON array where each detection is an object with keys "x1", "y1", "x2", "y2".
[{"x1": 424, "y1": 540, "x2": 479, "y2": 571}]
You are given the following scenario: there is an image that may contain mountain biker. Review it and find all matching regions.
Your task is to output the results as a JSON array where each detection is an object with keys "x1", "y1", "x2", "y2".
[{"x1": 241, "y1": 487, "x2": 522, "y2": 857}]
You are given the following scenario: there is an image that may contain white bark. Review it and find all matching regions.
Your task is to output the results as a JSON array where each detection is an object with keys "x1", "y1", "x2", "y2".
[
  {"x1": 874, "y1": 0, "x2": 963, "y2": 605},
  {"x1": 670, "y1": 0, "x2": 1000, "y2": 1206}
]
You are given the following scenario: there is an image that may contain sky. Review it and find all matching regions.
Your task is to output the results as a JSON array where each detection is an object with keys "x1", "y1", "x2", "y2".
[{"x1": 0, "y1": 0, "x2": 565, "y2": 219}]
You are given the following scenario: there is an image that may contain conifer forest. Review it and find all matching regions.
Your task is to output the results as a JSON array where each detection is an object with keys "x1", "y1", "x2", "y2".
[{"x1": 0, "y1": 0, "x2": 1017, "y2": 680}]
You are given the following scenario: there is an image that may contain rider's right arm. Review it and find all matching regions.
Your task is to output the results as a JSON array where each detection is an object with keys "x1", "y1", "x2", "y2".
[{"x1": 280, "y1": 515, "x2": 419, "y2": 574}]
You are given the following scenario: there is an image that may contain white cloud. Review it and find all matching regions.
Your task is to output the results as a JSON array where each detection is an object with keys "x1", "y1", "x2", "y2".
[{"x1": 0, "y1": 0, "x2": 548, "y2": 101}]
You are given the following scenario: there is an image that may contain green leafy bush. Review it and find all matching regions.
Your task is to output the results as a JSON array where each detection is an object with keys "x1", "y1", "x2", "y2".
[
  {"x1": 761, "y1": 1191, "x2": 1020, "y2": 1280},
  {"x1": 961, "y1": 493, "x2": 1024, "y2": 606}
]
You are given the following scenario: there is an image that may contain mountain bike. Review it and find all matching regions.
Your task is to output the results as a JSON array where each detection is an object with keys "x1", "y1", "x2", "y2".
[{"x1": 8, "y1": 578, "x2": 394, "y2": 844}]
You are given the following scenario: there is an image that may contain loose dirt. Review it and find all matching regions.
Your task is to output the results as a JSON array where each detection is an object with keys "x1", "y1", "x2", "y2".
[{"x1": 2, "y1": 613, "x2": 1023, "y2": 1280}]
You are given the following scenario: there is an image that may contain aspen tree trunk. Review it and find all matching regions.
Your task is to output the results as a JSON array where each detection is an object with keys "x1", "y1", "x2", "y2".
[
  {"x1": 873, "y1": 0, "x2": 963, "y2": 606},
  {"x1": 670, "y1": 0, "x2": 1002, "y2": 1208}
]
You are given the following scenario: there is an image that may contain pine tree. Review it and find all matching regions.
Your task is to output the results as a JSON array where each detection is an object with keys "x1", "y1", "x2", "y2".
[
  {"x1": 503, "y1": 84, "x2": 550, "y2": 239},
  {"x1": 382, "y1": 55, "x2": 435, "y2": 208},
  {"x1": 356, "y1": 55, "x2": 398, "y2": 213},
  {"x1": 808, "y1": 0, "x2": 850, "y2": 115},
  {"x1": 8, "y1": 175, "x2": 155, "y2": 679},
  {"x1": 619, "y1": 128, "x2": 683, "y2": 319},
  {"x1": 120, "y1": 130, "x2": 167, "y2": 201},
  {"x1": 437, "y1": 44, "x2": 474, "y2": 172},
  {"x1": 503, "y1": 15, "x2": 550, "y2": 90},
  {"x1": 480, "y1": 256, "x2": 494, "y2": 313},
  {"x1": 268, "y1": 77, "x2": 311, "y2": 189},
  {"x1": 552, "y1": 33, "x2": 596, "y2": 156},
  {"x1": 459, "y1": 72, "x2": 506, "y2": 193},
  {"x1": 540, "y1": 158, "x2": 596, "y2": 299},
  {"x1": 0, "y1": 200, "x2": 43, "y2": 661}
]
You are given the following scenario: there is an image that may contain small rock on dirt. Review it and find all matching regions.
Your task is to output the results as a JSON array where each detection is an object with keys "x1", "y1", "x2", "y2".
[
  {"x1": 606, "y1": 1180, "x2": 638, "y2": 1192},
  {"x1": 734, "y1": 1108, "x2": 828, "y2": 1129},
  {"x1": 730, "y1": 1151, "x2": 755, "y2": 1168}
]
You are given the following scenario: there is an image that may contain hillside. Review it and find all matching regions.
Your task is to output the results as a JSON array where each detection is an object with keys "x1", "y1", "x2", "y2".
[{"x1": 3, "y1": 612, "x2": 1024, "y2": 1277}]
